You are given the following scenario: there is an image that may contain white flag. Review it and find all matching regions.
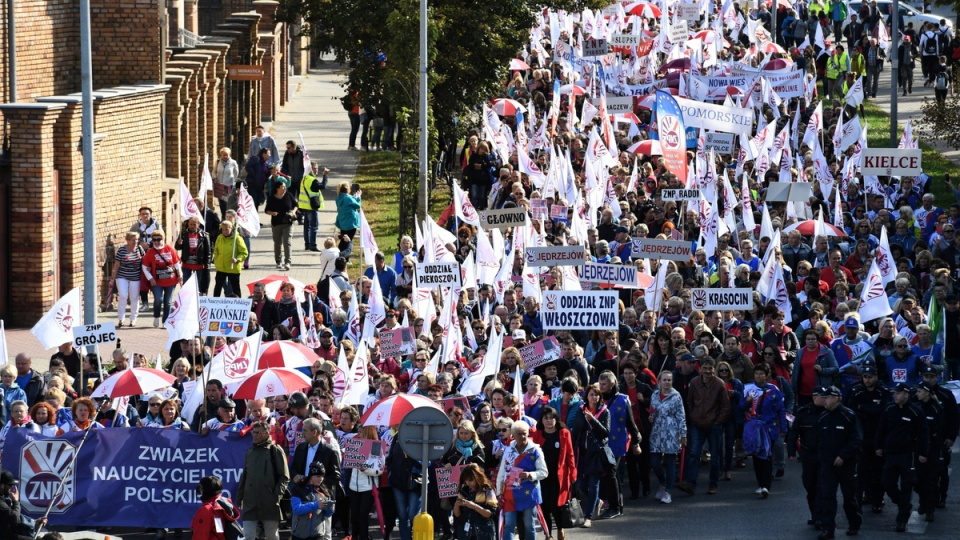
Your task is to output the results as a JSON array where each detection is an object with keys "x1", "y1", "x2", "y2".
[
  {"x1": 767, "y1": 260, "x2": 792, "y2": 325},
  {"x1": 0, "y1": 320, "x2": 8, "y2": 367},
  {"x1": 359, "y1": 210, "x2": 379, "y2": 267},
  {"x1": 183, "y1": 333, "x2": 260, "y2": 422},
  {"x1": 363, "y1": 272, "x2": 386, "y2": 346},
  {"x1": 31, "y1": 287, "x2": 82, "y2": 350},
  {"x1": 453, "y1": 182, "x2": 483, "y2": 228},
  {"x1": 235, "y1": 184, "x2": 261, "y2": 236},
  {"x1": 164, "y1": 274, "x2": 200, "y2": 350},
  {"x1": 459, "y1": 325, "x2": 503, "y2": 397},
  {"x1": 180, "y1": 179, "x2": 202, "y2": 222},
  {"x1": 342, "y1": 342, "x2": 370, "y2": 406},
  {"x1": 844, "y1": 76, "x2": 864, "y2": 107},
  {"x1": 859, "y1": 261, "x2": 893, "y2": 323},
  {"x1": 198, "y1": 154, "x2": 214, "y2": 203},
  {"x1": 874, "y1": 227, "x2": 897, "y2": 287}
]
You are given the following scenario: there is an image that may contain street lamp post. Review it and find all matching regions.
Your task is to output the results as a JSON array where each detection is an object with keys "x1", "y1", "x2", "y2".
[
  {"x1": 81, "y1": 0, "x2": 97, "y2": 324},
  {"x1": 418, "y1": 0, "x2": 428, "y2": 221},
  {"x1": 890, "y1": 0, "x2": 900, "y2": 146}
]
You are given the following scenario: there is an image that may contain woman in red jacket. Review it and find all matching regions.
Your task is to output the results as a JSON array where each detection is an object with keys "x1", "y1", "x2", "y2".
[
  {"x1": 191, "y1": 475, "x2": 241, "y2": 540},
  {"x1": 532, "y1": 406, "x2": 576, "y2": 540}
]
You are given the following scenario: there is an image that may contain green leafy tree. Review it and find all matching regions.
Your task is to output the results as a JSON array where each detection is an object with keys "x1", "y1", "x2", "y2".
[{"x1": 916, "y1": 94, "x2": 960, "y2": 150}]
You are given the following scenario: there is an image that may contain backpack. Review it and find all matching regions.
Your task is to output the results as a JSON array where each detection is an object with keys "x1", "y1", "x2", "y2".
[
  {"x1": 215, "y1": 499, "x2": 243, "y2": 540},
  {"x1": 924, "y1": 33, "x2": 939, "y2": 55},
  {"x1": 937, "y1": 31, "x2": 951, "y2": 53},
  {"x1": 936, "y1": 71, "x2": 948, "y2": 90},
  {"x1": 787, "y1": 19, "x2": 798, "y2": 34}
]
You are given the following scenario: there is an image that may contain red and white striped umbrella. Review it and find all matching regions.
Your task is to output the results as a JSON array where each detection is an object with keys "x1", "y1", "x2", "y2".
[
  {"x1": 625, "y1": 2, "x2": 661, "y2": 17},
  {"x1": 256, "y1": 340, "x2": 319, "y2": 370},
  {"x1": 762, "y1": 42, "x2": 787, "y2": 55},
  {"x1": 558, "y1": 84, "x2": 589, "y2": 96},
  {"x1": 90, "y1": 368, "x2": 177, "y2": 399},
  {"x1": 491, "y1": 98, "x2": 527, "y2": 116},
  {"x1": 359, "y1": 393, "x2": 443, "y2": 428},
  {"x1": 509, "y1": 58, "x2": 531, "y2": 71},
  {"x1": 245, "y1": 274, "x2": 307, "y2": 302},
  {"x1": 231, "y1": 368, "x2": 312, "y2": 400},
  {"x1": 782, "y1": 220, "x2": 848, "y2": 237},
  {"x1": 626, "y1": 139, "x2": 662, "y2": 156}
]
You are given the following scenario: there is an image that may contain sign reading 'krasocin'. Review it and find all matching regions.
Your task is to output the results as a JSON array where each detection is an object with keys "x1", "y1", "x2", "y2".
[
  {"x1": 630, "y1": 238, "x2": 692, "y2": 261},
  {"x1": 415, "y1": 261, "x2": 462, "y2": 289},
  {"x1": 690, "y1": 288, "x2": 753, "y2": 310},
  {"x1": 526, "y1": 246, "x2": 585, "y2": 267},
  {"x1": 541, "y1": 291, "x2": 620, "y2": 329}
]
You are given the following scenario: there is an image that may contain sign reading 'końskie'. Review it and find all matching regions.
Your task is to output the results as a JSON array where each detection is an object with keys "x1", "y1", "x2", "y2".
[
  {"x1": 630, "y1": 238, "x2": 692, "y2": 261},
  {"x1": 541, "y1": 291, "x2": 620, "y2": 330},
  {"x1": 690, "y1": 288, "x2": 753, "y2": 310},
  {"x1": 860, "y1": 148, "x2": 922, "y2": 176},
  {"x1": 526, "y1": 246, "x2": 585, "y2": 267}
]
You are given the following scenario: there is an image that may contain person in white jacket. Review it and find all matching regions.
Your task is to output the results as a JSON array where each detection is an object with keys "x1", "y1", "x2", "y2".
[
  {"x1": 214, "y1": 147, "x2": 240, "y2": 217},
  {"x1": 347, "y1": 425, "x2": 384, "y2": 540}
]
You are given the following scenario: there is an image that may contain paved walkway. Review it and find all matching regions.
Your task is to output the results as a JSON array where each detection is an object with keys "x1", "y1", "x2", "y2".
[{"x1": 8, "y1": 60, "x2": 360, "y2": 370}]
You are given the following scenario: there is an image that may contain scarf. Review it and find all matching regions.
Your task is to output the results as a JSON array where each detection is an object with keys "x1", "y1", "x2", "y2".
[
  {"x1": 523, "y1": 391, "x2": 544, "y2": 408},
  {"x1": 456, "y1": 438, "x2": 476, "y2": 458}
]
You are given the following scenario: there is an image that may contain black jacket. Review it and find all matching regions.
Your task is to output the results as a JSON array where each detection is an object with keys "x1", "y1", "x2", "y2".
[
  {"x1": 787, "y1": 402, "x2": 823, "y2": 458},
  {"x1": 20, "y1": 370, "x2": 46, "y2": 407},
  {"x1": 0, "y1": 496, "x2": 32, "y2": 540},
  {"x1": 175, "y1": 228, "x2": 212, "y2": 267},
  {"x1": 817, "y1": 404, "x2": 862, "y2": 464},
  {"x1": 844, "y1": 381, "x2": 891, "y2": 442},
  {"x1": 292, "y1": 439, "x2": 342, "y2": 494},
  {"x1": 932, "y1": 383, "x2": 960, "y2": 443},
  {"x1": 876, "y1": 402, "x2": 929, "y2": 458}
]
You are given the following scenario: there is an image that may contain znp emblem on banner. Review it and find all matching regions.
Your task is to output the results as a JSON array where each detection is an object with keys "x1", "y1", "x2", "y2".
[{"x1": 20, "y1": 439, "x2": 77, "y2": 513}]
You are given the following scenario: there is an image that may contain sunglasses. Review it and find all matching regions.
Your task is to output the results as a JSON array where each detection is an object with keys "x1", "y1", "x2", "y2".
[
  {"x1": 149, "y1": 403, "x2": 161, "y2": 407},
  {"x1": 718, "y1": 370, "x2": 730, "y2": 374},
  {"x1": 896, "y1": 344, "x2": 909, "y2": 348},
  {"x1": 403, "y1": 265, "x2": 413, "y2": 269},
  {"x1": 498, "y1": 428, "x2": 510, "y2": 432},
  {"x1": 764, "y1": 352, "x2": 776, "y2": 356}
]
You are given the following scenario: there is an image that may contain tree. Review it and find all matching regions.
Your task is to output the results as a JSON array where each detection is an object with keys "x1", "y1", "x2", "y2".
[{"x1": 915, "y1": 94, "x2": 960, "y2": 150}]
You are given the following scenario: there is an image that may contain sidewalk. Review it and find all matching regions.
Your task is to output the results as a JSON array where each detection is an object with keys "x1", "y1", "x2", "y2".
[{"x1": 7, "y1": 60, "x2": 359, "y2": 371}]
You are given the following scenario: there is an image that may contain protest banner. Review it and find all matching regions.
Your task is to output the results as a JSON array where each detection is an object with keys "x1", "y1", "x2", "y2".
[
  {"x1": 2, "y1": 428, "x2": 247, "y2": 529},
  {"x1": 579, "y1": 262, "x2": 642, "y2": 288},
  {"x1": 519, "y1": 336, "x2": 562, "y2": 370},
  {"x1": 342, "y1": 438, "x2": 385, "y2": 469},
  {"x1": 530, "y1": 198, "x2": 548, "y2": 221},
  {"x1": 630, "y1": 238, "x2": 692, "y2": 261},
  {"x1": 703, "y1": 132, "x2": 735, "y2": 154},
  {"x1": 610, "y1": 33, "x2": 642, "y2": 46},
  {"x1": 583, "y1": 38, "x2": 608, "y2": 56},
  {"x1": 198, "y1": 297, "x2": 253, "y2": 338},
  {"x1": 764, "y1": 70, "x2": 805, "y2": 98},
  {"x1": 678, "y1": 2, "x2": 700, "y2": 20},
  {"x1": 674, "y1": 97, "x2": 753, "y2": 135},
  {"x1": 861, "y1": 148, "x2": 922, "y2": 176},
  {"x1": 690, "y1": 288, "x2": 753, "y2": 310},
  {"x1": 72, "y1": 322, "x2": 117, "y2": 348},
  {"x1": 593, "y1": 96, "x2": 634, "y2": 113},
  {"x1": 440, "y1": 396, "x2": 471, "y2": 414},
  {"x1": 436, "y1": 465, "x2": 466, "y2": 498},
  {"x1": 550, "y1": 204, "x2": 568, "y2": 220},
  {"x1": 482, "y1": 208, "x2": 528, "y2": 230},
  {"x1": 659, "y1": 188, "x2": 701, "y2": 201},
  {"x1": 668, "y1": 20, "x2": 689, "y2": 43},
  {"x1": 415, "y1": 261, "x2": 462, "y2": 289},
  {"x1": 526, "y1": 246, "x2": 585, "y2": 267},
  {"x1": 379, "y1": 327, "x2": 417, "y2": 358},
  {"x1": 541, "y1": 291, "x2": 619, "y2": 330}
]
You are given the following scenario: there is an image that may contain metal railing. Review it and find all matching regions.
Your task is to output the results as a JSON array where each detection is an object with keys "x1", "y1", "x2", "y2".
[{"x1": 177, "y1": 27, "x2": 202, "y2": 48}]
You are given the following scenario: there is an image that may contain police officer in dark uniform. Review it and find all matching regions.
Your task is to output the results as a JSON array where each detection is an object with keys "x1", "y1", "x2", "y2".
[
  {"x1": 788, "y1": 386, "x2": 826, "y2": 528},
  {"x1": 843, "y1": 364, "x2": 890, "y2": 514},
  {"x1": 919, "y1": 365, "x2": 959, "y2": 509},
  {"x1": 816, "y1": 386, "x2": 863, "y2": 539},
  {"x1": 876, "y1": 383, "x2": 929, "y2": 533},
  {"x1": 913, "y1": 380, "x2": 944, "y2": 521}
]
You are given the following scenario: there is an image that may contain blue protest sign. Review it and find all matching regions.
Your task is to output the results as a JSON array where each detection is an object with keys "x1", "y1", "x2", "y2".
[{"x1": 2, "y1": 428, "x2": 249, "y2": 529}]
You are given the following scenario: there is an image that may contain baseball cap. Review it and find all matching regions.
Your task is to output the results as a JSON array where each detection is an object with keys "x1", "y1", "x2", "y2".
[
  {"x1": 812, "y1": 386, "x2": 831, "y2": 397},
  {"x1": 0, "y1": 470, "x2": 18, "y2": 485},
  {"x1": 680, "y1": 352, "x2": 696, "y2": 362},
  {"x1": 893, "y1": 383, "x2": 911, "y2": 393},
  {"x1": 862, "y1": 365, "x2": 877, "y2": 376},
  {"x1": 844, "y1": 317, "x2": 860, "y2": 329},
  {"x1": 945, "y1": 294, "x2": 960, "y2": 304},
  {"x1": 918, "y1": 381, "x2": 936, "y2": 393},
  {"x1": 739, "y1": 320, "x2": 754, "y2": 329},
  {"x1": 320, "y1": 328, "x2": 333, "y2": 337},
  {"x1": 512, "y1": 329, "x2": 527, "y2": 341},
  {"x1": 218, "y1": 398, "x2": 236, "y2": 409},
  {"x1": 825, "y1": 386, "x2": 842, "y2": 397},
  {"x1": 614, "y1": 226, "x2": 629, "y2": 235},
  {"x1": 920, "y1": 364, "x2": 938, "y2": 376}
]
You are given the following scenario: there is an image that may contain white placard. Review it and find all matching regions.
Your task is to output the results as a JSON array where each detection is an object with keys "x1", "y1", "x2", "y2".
[
  {"x1": 689, "y1": 288, "x2": 754, "y2": 310},
  {"x1": 579, "y1": 262, "x2": 642, "y2": 288},
  {"x1": 703, "y1": 132, "x2": 736, "y2": 154},
  {"x1": 541, "y1": 291, "x2": 620, "y2": 330},
  {"x1": 610, "y1": 34, "x2": 643, "y2": 46},
  {"x1": 481, "y1": 208, "x2": 528, "y2": 230},
  {"x1": 583, "y1": 38, "x2": 608, "y2": 56},
  {"x1": 72, "y1": 322, "x2": 117, "y2": 348},
  {"x1": 679, "y1": 2, "x2": 700, "y2": 21},
  {"x1": 660, "y1": 188, "x2": 701, "y2": 201},
  {"x1": 861, "y1": 148, "x2": 922, "y2": 176},
  {"x1": 526, "y1": 246, "x2": 586, "y2": 267},
  {"x1": 675, "y1": 97, "x2": 753, "y2": 135},
  {"x1": 592, "y1": 96, "x2": 634, "y2": 113},
  {"x1": 415, "y1": 261, "x2": 462, "y2": 289},
  {"x1": 668, "y1": 21, "x2": 689, "y2": 43},
  {"x1": 198, "y1": 297, "x2": 253, "y2": 338},
  {"x1": 630, "y1": 238, "x2": 692, "y2": 261}
]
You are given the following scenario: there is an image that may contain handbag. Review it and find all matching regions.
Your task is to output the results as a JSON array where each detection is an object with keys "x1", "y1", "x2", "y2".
[{"x1": 559, "y1": 497, "x2": 585, "y2": 528}]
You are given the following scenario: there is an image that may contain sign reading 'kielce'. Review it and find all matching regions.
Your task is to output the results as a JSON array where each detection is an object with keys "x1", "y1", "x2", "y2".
[
  {"x1": 541, "y1": 291, "x2": 620, "y2": 330},
  {"x1": 415, "y1": 261, "x2": 462, "y2": 289},
  {"x1": 630, "y1": 238, "x2": 692, "y2": 261},
  {"x1": 482, "y1": 208, "x2": 528, "y2": 230},
  {"x1": 690, "y1": 288, "x2": 753, "y2": 310},
  {"x1": 580, "y1": 262, "x2": 643, "y2": 288},
  {"x1": 860, "y1": 148, "x2": 922, "y2": 176},
  {"x1": 526, "y1": 245, "x2": 585, "y2": 267},
  {"x1": 660, "y1": 188, "x2": 701, "y2": 201}
]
